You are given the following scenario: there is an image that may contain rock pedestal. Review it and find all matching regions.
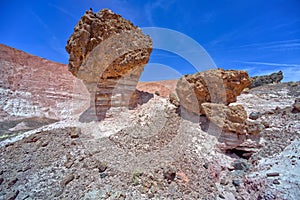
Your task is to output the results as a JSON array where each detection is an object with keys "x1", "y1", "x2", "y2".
[{"x1": 66, "y1": 9, "x2": 152, "y2": 121}]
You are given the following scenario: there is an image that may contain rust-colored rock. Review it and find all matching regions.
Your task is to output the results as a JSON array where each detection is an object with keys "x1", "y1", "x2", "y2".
[
  {"x1": 0, "y1": 44, "x2": 89, "y2": 121},
  {"x1": 66, "y1": 9, "x2": 152, "y2": 121},
  {"x1": 201, "y1": 103, "x2": 247, "y2": 134},
  {"x1": 176, "y1": 69, "x2": 251, "y2": 114},
  {"x1": 202, "y1": 102, "x2": 263, "y2": 151}
]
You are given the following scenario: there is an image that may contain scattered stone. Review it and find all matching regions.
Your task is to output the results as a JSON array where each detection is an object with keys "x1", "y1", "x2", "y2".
[
  {"x1": 154, "y1": 91, "x2": 160, "y2": 96},
  {"x1": 261, "y1": 120, "x2": 270, "y2": 128},
  {"x1": 203, "y1": 163, "x2": 209, "y2": 169},
  {"x1": 99, "y1": 173, "x2": 107, "y2": 179},
  {"x1": 242, "y1": 88, "x2": 250, "y2": 94},
  {"x1": 176, "y1": 171, "x2": 189, "y2": 183},
  {"x1": 41, "y1": 141, "x2": 49, "y2": 147},
  {"x1": 7, "y1": 190, "x2": 19, "y2": 200},
  {"x1": 98, "y1": 162, "x2": 108, "y2": 173},
  {"x1": 267, "y1": 172, "x2": 280, "y2": 177},
  {"x1": 69, "y1": 127, "x2": 81, "y2": 138},
  {"x1": 0, "y1": 177, "x2": 3, "y2": 185},
  {"x1": 232, "y1": 179, "x2": 241, "y2": 187},
  {"x1": 245, "y1": 119, "x2": 264, "y2": 135},
  {"x1": 219, "y1": 194, "x2": 226, "y2": 199},
  {"x1": 163, "y1": 165, "x2": 176, "y2": 182},
  {"x1": 7, "y1": 177, "x2": 18, "y2": 188},
  {"x1": 26, "y1": 135, "x2": 40, "y2": 143},
  {"x1": 233, "y1": 159, "x2": 249, "y2": 171},
  {"x1": 148, "y1": 192, "x2": 155, "y2": 198},
  {"x1": 60, "y1": 173, "x2": 75, "y2": 188},
  {"x1": 249, "y1": 112, "x2": 261, "y2": 120},
  {"x1": 78, "y1": 156, "x2": 84, "y2": 162},
  {"x1": 169, "y1": 92, "x2": 180, "y2": 107},
  {"x1": 64, "y1": 160, "x2": 74, "y2": 169},
  {"x1": 220, "y1": 177, "x2": 229, "y2": 185},
  {"x1": 292, "y1": 98, "x2": 300, "y2": 113},
  {"x1": 273, "y1": 179, "x2": 280, "y2": 185}
]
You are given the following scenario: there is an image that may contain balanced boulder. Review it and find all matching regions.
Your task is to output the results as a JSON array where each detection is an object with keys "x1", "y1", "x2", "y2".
[{"x1": 66, "y1": 9, "x2": 152, "y2": 120}]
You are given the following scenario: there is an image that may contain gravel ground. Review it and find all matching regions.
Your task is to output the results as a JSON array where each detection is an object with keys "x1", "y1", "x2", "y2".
[{"x1": 0, "y1": 82, "x2": 299, "y2": 199}]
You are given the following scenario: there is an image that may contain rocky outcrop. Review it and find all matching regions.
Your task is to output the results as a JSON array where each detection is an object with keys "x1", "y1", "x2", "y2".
[
  {"x1": 176, "y1": 69, "x2": 251, "y2": 115},
  {"x1": 201, "y1": 103, "x2": 263, "y2": 151},
  {"x1": 201, "y1": 103, "x2": 247, "y2": 135},
  {"x1": 250, "y1": 71, "x2": 283, "y2": 88},
  {"x1": 176, "y1": 69, "x2": 263, "y2": 154},
  {"x1": 66, "y1": 9, "x2": 152, "y2": 121},
  {"x1": 0, "y1": 44, "x2": 89, "y2": 121}
]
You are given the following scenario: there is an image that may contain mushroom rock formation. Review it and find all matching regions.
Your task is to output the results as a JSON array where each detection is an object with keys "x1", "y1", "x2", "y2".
[
  {"x1": 66, "y1": 9, "x2": 152, "y2": 121},
  {"x1": 176, "y1": 69, "x2": 251, "y2": 115}
]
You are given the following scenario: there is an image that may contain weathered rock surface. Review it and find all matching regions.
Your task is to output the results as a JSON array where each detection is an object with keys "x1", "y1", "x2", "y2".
[
  {"x1": 176, "y1": 69, "x2": 251, "y2": 115},
  {"x1": 66, "y1": 9, "x2": 152, "y2": 121},
  {"x1": 201, "y1": 103, "x2": 262, "y2": 153},
  {"x1": 201, "y1": 103, "x2": 247, "y2": 135},
  {"x1": 250, "y1": 70, "x2": 283, "y2": 88},
  {"x1": 0, "y1": 44, "x2": 89, "y2": 121}
]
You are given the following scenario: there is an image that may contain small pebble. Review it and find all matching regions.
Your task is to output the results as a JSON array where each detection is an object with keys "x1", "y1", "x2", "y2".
[
  {"x1": 232, "y1": 179, "x2": 241, "y2": 187},
  {"x1": 267, "y1": 172, "x2": 279, "y2": 177},
  {"x1": 203, "y1": 163, "x2": 209, "y2": 169}
]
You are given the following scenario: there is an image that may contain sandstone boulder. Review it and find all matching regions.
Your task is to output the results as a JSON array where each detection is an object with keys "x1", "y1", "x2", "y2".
[
  {"x1": 250, "y1": 71, "x2": 283, "y2": 88},
  {"x1": 201, "y1": 103, "x2": 247, "y2": 134},
  {"x1": 66, "y1": 9, "x2": 152, "y2": 121},
  {"x1": 176, "y1": 69, "x2": 251, "y2": 114},
  {"x1": 201, "y1": 103, "x2": 263, "y2": 152},
  {"x1": 202, "y1": 103, "x2": 263, "y2": 154}
]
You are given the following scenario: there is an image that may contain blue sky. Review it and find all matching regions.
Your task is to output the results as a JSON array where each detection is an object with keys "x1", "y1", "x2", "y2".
[{"x1": 1, "y1": 0, "x2": 300, "y2": 81}]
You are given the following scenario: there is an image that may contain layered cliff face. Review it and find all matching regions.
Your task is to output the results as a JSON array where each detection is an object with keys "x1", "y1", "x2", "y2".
[
  {"x1": 0, "y1": 44, "x2": 89, "y2": 121},
  {"x1": 66, "y1": 9, "x2": 152, "y2": 121}
]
